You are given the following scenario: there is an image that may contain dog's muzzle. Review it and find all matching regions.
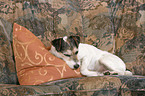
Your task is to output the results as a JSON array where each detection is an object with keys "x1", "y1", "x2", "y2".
[{"x1": 74, "y1": 64, "x2": 79, "y2": 69}]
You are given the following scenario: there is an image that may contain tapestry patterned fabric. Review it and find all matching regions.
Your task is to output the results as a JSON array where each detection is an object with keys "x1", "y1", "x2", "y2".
[{"x1": 0, "y1": 0, "x2": 144, "y2": 95}]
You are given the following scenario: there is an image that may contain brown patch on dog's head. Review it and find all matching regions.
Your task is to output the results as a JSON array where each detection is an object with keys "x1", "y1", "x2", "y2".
[
  {"x1": 67, "y1": 36, "x2": 80, "y2": 48},
  {"x1": 51, "y1": 36, "x2": 80, "y2": 52},
  {"x1": 51, "y1": 36, "x2": 81, "y2": 69},
  {"x1": 51, "y1": 37, "x2": 69, "y2": 52}
]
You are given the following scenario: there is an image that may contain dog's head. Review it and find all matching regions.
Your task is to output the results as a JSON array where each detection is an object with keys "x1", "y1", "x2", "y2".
[{"x1": 51, "y1": 36, "x2": 80, "y2": 69}]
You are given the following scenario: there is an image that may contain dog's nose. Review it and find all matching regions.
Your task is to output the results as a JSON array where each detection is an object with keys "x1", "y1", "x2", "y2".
[{"x1": 74, "y1": 64, "x2": 79, "y2": 69}]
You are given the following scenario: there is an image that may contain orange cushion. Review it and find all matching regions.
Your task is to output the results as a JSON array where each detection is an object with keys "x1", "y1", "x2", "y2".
[{"x1": 13, "y1": 23, "x2": 82, "y2": 85}]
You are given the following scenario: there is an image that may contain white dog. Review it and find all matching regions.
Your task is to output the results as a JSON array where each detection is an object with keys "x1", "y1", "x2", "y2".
[{"x1": 49, "y1": 36, "x2": 132, "y2": 76}]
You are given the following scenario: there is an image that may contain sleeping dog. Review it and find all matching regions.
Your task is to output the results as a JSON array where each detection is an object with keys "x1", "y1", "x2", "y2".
[{"x1": 49, "y1": 36, "x2": 132, "y2": 76}]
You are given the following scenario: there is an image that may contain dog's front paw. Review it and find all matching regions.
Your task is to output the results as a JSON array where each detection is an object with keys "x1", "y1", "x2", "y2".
[
  {"x1": 111, "y1": 73, "x2": 118, "y2": 75},
  {"x1": 81, "y1": 70, "x2": 104, "y2": 77},
  {"x1": 103, "y1": 71, "x2": 110, "y2": 75},
  {"x1": 103, "y1": 71, "x2": 118, "y2": 75}
]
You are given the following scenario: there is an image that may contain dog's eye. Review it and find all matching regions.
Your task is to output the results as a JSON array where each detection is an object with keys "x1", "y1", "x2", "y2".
[
  {"x1": 64, "y1": 54, "x2": 71, "y2": 57},
  {"x1": 75, "y1": 51, "x2": 78, "y2": 54}
]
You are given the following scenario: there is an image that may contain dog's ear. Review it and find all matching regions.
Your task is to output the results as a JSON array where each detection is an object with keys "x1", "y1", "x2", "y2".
[
  {"x1": 51, "y1": 38, "x2": 68, "y2": 52},
  {"x1": 68, "y1": 36, "x2": 80, "y2": 48}
]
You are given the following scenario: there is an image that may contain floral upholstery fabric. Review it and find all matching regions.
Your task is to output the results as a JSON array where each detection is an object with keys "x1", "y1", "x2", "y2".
[
  {"x1": 0, "y1": 0, "x2": 145, "y2": 95},
  {"x1": 0, "y1": 76, "x2": 145, "y2": 96}
]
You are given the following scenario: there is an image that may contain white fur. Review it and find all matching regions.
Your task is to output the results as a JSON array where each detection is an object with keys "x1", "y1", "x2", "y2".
[
  {"x1": 63, "y1": 36, "x2": 68, "y2": 42},
  {"x1": 49, "y1": 46, "x2": 80, "y2": 69},
  {"x1": 50, "y1": 42, "x2": 132, "y2": 76},
  {"x1": 77, "y1": 43, "x2": 132, "y2": 76}
]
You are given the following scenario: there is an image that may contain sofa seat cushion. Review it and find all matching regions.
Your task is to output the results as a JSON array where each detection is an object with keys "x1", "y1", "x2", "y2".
[{"x1": 0, "y1": 76, "x2": 144, "y2": 96}]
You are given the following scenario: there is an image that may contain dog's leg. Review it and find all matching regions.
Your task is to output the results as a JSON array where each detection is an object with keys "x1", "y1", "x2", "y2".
[
  {"x1": 81, "y1": 69, "x2": 104, "y2": 77},
  {"x1": 98, "y1": 53, "x2": 132, "y2": 75},
  {"x1": 80, "y1": 57, "x2": 103, "y2": 76}
]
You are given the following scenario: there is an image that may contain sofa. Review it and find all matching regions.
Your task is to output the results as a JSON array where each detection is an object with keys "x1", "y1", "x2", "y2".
[{"x1": 0, "y1": 0, "x2": 145, "y2": 95}]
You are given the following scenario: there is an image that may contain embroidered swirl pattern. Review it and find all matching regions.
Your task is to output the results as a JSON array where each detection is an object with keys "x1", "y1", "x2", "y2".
[{"x1": 13, "y1": 23, "x2": 82, "y2": 85}]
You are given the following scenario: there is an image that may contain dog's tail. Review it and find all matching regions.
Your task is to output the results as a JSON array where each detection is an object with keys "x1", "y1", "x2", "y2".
[{"x1": 124, "y1": 70, "x2": 133, "y2": 76}]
